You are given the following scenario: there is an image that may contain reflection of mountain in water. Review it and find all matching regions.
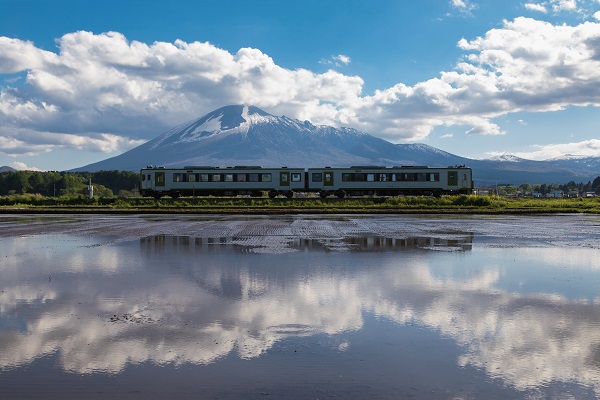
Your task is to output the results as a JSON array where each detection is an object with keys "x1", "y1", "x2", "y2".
[
  {"x1": 139, "y1": 234, "x2": 474, "y2": 301},
  {"x1": 139, "y1": 233, "x2": 474, "y2": 254}
]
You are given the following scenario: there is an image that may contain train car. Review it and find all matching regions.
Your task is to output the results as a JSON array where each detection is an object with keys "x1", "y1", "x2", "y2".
[
  {"x1": 307, "y1": 166, "x2": 473, "y2": 198},
  {"x1": 140, "y1": 166, "x2": 306, "y2": 199}
]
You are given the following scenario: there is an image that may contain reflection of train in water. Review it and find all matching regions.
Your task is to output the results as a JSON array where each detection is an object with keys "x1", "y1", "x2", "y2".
[{"x1": 139, "y1": 165, "x2": 473, "y2": 199}]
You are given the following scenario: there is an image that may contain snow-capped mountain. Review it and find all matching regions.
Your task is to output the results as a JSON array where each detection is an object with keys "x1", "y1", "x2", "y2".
[
  {"x1": 547, "y1": 155, "x2": 600, "y2": 173},
  {"x1": 73, "y1": 105, "x2": 599, "y2": 185},
  {"x1": 488, "y1": 155, "x2": 528, "y2": 163},
  {"x1": 74, "y1": 105, "x2": 467, "y2": 172}
]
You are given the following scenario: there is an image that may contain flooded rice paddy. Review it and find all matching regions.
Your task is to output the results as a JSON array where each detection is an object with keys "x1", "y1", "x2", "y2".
[{"x1": 1, "y1": 214, "x2": 600, "y2": 399}]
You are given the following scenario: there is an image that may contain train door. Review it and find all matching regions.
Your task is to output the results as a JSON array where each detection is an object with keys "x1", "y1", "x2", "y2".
[
  {"x1": 280, "y1": 171, "x2": 290, "y2": 187},
  {"x1": 447, "y1": 171, "x2": 458, "y2": 188},
  {"x1": 324, "y1": 171, "x2": 334, "y2": 187},
  {"x1": 155, "y1": 171, "x2": 165, "y2": 187},
  {"x1": 141, "y1": 171, "x2": 154, "y2": 191}
]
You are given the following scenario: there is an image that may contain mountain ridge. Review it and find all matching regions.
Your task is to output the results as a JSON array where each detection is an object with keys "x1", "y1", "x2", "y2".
[{"x1": 72, "y1": 105, "x2": 599, "y2": 185}]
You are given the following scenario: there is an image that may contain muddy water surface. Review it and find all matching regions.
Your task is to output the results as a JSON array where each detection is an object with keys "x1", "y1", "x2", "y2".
[{"x1": 1, "y1": 214, "x2": 600, "y2": 399}]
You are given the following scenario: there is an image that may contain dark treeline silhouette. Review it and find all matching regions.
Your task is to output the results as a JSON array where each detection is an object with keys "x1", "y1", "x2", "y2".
[{"x1": 0, "y1": 170, "x2": 139, "y2": 197}]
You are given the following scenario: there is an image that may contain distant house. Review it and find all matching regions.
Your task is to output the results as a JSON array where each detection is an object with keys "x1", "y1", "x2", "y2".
[
  {"x1": 546, "y1": 190, "x2": 564, "y2": 198},
  {"x1": 532, "y1": 191, "x2": 542, "y2": 198},
  {"x1": 567, "y1": 190, "x2": 579, "y2": 198}
]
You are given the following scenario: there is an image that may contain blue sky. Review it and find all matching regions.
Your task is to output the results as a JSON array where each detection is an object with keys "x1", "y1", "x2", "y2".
[{"x1": 1, "y1": 0, "x2": 600, "y2": 171}]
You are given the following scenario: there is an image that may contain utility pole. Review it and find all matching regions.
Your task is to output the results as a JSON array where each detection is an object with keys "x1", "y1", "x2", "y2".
[{"x1": 88, "y1": 178, "x2": 94, "y2": 200}]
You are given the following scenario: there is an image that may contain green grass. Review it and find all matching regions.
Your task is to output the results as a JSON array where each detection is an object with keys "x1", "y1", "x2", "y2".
[
  {"x1": 0, "y1": 194, "x2": 600, "y2": 214},
  {"x1": 1, "y1": 194, "x2": 599, "y2": 214}
]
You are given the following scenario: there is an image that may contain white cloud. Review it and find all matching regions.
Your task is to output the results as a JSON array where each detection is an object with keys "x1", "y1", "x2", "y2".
[
  {"x1": 334, "y1": 54, "x2": 351, "y2": 65},
  {"x1": 449, "y1": 0, "x2": 479, "y2": 15},
  {"x1": 513, "y1": 139, "x2": 600, "y2": 159},
  {"x1": 2, "y1": 20, "x2": 600, "y2": 156},
  {"x1": 0, "y1": 37, "x2": 59, "y2": 74},
  {"x1": 319, "y1": 54, "x2": 351, "y2": 67},
  {"x1": 440, "y1": 133, "x2": 454, "y2": 139},
  {"x1": 551, "y1": 0, "x2": 578, "y2": 12},
  {"x1": 524, "y1": 3, "x2": 548, "y2": 13},
  {"x1": 594, "y1": 11, "x2": 600, "y2": 20},
  {"x1": 0, "y1": 125, "x2": 145, "y2": 156},
  {"x1": 523, "y1": 0, "x2": 589, "y2": 15},
  {"x1": 7, "y1": 161, "x2": 43, "y2": 171}
]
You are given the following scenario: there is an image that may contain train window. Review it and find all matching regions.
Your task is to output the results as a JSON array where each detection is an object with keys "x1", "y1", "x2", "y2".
[
  {"x1": 261, "y1": 173, "x2": 272, "y2": 182},
  {"x1": 142, "y1": 175, "x2": 146, "y2": 181},
  {"x1": 249, "y1": 174, "x2": 259, "y2": 182},
  {"x1": 367, "y1": 174, "x2": 375, "y2": 182},
  {"x1": 225, "y1": 174, "x2": 234, "y2": 182},
  {"x1": 380, "y1": 174, "x2": 387, "y2": 182},
  {"x1": 291, "y1": 173, "x2": 301, "y2": 182},
  {"x1": 212, "y1": 174, "x2": 221, "y2": 182},
  {"x1": 429, "y1": 173, "x2": 439, "y2": 182},
  {"x1": 200, "y1": 174, "x2": 209, "y2": 182},
  {"x1": 173, "y1": 173, "x2": 183, "y2": 182},
  {"x1": 342, "y1": 173, "x2": 353, "y2": 182},
  {"x1": 236, "y1": 173, "x2": 247, "y2": 182},
  {"x1": 187, "y1": 174, "x2": 196, "y2": 182},
  {"x1": 391, "y1": 174, "x2": 397, "y2": 182},
  {"x1": 312, "y1": 173, "x2": 322, "y2": 182}
]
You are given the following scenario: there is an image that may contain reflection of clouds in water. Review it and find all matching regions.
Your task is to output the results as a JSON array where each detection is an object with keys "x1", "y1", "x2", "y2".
[
  {"x1": 511, "y1": 247, "x2": 600, "y2": 270},
  {"x1": 0, "y1": 215, "x2": 599, "y2": 394},
  {"x1": 1, "y1": 256, "x2": 599, "y2": 395},
  {"x1": 0, "y1": 285, "x2": 57, "y2": 313},
  {"x1": 0, "y1": 267, "x2": 365, "y2": 374},
  {"x1": 371, "y1": 264, "x2": 600, "y2": 393}
]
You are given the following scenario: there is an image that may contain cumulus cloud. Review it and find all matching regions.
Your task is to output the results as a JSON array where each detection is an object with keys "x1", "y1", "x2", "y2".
[
  {"x1": 7, "y1": 161, "x2": 43, "y2": 171},
  {"x1": 512, "y1": 138, "x2": 600, "y2": 159},
  {"x1": 1, "y1": 19, "x2": 600, "y2": 156},
  {"x1": 551, "y1": 0, "x2": 578, "y2": 12},
  {"x1": 524, "y1": 2, "x2": 549, "y2": 12},
  {"x1": 524, "y1": 0, "x2": 585, "y2": 15},
  {"x1": 449, "y1": 0, "x2": 479, "y2": 15}
]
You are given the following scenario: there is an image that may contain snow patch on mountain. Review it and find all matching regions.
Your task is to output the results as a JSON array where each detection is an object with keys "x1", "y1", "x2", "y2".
[
  {"x1": 197, "y1": 115, "x2": 223, "y2": 134},
  {"x1": 488, "y1": 155, "x2": 525, "y2": 162},
  {"x1": 155, "y1": 105, "x2": 290, "y2": 147}
]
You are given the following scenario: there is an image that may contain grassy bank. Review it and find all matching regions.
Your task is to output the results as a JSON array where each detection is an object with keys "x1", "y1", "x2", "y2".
[{"x1": 1, "y1": 194, "x2": 599, "y2": 214}]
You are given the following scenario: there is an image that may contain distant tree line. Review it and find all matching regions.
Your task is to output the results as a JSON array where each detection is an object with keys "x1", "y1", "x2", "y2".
[
  {"x1": 0, "y1": 170, "x2": 139, "y2": 197},
  {"x1": 1, "y1": 170, "x2": 599, "y2": 199},
  {"x1": 491, "y1": 176, "x2": 600, "y2": 196}
]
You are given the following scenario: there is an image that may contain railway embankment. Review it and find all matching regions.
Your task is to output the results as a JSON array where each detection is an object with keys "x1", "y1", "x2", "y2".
[{"x1": 1, "y1": 195, "x2": 599, "y2": 214}]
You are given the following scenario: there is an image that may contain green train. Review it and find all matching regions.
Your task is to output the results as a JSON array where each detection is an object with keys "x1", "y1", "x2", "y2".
[{"x1": 140, "y1": 165, "x2": 473, "y2": 199}]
